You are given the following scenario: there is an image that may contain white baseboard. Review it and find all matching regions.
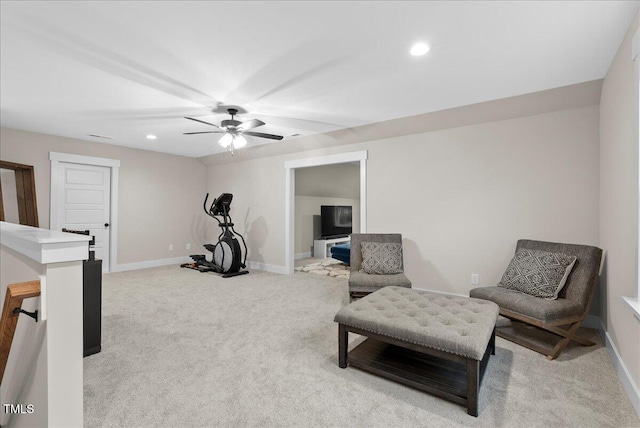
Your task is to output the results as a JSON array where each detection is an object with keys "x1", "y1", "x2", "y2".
[
  {"x1": 601, "y1": 321, "x2": 640, "y2": 417},
  {"x1": 113, "y1": 256, "x2": 191, "y2": 272},
  {"x1": 246, "y1": 261, "x2": 287, "y2": 275},
  {"x1": 113, "y1": 257, "x2": 288, "y2": 275},
  {"x1": 295, "y1": 252, "x2": 312, "y2": 260}
]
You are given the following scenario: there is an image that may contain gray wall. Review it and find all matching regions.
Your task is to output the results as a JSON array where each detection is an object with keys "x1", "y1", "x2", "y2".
[
  {"x1": 295, "y1": 163, "x2": 360, "y2": 198},
  {"x1": 599, "y1": 10, "x2": 640, "y2": 394},
  {"x1": 203, "y1": 88, "x2": 600, "y2": 294},
  {"x1": 0, "y1": 128, "x2": 207, "y2": 266}
]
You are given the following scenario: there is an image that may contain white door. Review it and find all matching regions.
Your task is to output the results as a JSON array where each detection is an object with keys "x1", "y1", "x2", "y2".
[{"x1": 55, "y1": 163, "x2": 111, "y2": 272}]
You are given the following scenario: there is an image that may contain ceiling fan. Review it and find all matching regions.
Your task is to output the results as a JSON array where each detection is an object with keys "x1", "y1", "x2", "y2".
[{"x1": 184, "y1": 108, "x2": 283, "y2": 154}]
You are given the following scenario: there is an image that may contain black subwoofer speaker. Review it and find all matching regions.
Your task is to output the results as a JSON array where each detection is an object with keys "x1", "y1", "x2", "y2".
[{"x1": 83, "y1": 259, "x2": 102, "y2": 357}]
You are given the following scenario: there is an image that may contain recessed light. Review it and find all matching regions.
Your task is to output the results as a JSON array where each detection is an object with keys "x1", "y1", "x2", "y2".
[
  {"x1": 410, "y1": 42, "x2": 430, "y2": 56},
  {"x1": 146, "y1": 134, "x2": 157, "y2": 140}
]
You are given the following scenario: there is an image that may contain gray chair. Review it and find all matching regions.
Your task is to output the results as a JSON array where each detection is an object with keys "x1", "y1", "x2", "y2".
[
  {"x1": 348, "y1": 233, "x2": 412, "y2": 300},
  {"x1": 470, "y1": 239, "x2": 602, "y2": 360}
]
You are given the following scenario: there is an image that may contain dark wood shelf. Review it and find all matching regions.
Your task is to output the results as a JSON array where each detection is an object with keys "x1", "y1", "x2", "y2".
[{"x1": 348, "y1": 338, "x2": 490, "y2": 408}]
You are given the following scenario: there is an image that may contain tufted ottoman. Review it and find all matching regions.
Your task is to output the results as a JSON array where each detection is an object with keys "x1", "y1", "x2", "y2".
[{"x1": 334, "y1": 286, "x2": 499, "y2": 416}]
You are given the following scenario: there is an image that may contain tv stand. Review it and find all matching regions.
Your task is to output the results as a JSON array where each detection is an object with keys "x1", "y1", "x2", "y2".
[{"x1": 314, "y1": 236, "x2": 350, "y2": 259}]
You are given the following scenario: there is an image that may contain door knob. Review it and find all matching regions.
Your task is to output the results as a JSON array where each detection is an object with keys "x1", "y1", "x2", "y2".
[{"x1": 104, "y1": 223, "x2": 110, "y2": 227}]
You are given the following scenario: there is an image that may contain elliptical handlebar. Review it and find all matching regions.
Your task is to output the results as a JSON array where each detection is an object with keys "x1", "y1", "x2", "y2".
[
  {"x1": 203, "y1": 193, "x2": 223, "y2": 228},
  {"x1": 203, "y1": 193, "x2": 212, "y2": 216}
]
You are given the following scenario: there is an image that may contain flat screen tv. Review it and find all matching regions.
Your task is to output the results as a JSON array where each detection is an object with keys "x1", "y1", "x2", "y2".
[{"x1": 321, "y1": 205, "x2": 352, "y2": 238}]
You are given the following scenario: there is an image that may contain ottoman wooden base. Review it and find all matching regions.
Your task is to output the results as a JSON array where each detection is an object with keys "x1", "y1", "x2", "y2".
[{"x1": 338, "y1": 324, "x2": 495, "y2": 416}]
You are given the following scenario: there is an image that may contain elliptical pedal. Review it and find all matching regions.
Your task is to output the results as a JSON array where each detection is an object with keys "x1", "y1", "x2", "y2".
[{"x1": 222, "y1": 270, "x2": 250, "y2": 278}]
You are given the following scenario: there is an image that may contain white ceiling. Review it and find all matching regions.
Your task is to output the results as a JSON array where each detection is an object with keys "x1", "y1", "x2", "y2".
[{"x1": 1, "y1": 1, "x2": 638, "y2": 158}]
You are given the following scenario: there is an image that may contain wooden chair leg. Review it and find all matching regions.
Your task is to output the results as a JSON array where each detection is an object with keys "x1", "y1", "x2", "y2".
[
  {"x1": 546, "y1": 323, "x2": 595, "y2": 347},
  {"x1": 498, "y1": 318, "x2": 594, "y2": 360},
  {"x1": 547, "y1": 321, "x2": 586, "y2": 360},
  {"x1": 547, "y1": 337, "x2": 570, "y2": 360}
]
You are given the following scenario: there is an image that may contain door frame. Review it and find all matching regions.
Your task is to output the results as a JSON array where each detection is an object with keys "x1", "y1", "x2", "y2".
[
  {"x1": 49, "y1": 152, "x2": 120, "y2": 272},
  {"x1": 284, "y1": 150, "x2": 367, "y2": 275},
  {"x1": 0, "y1": 160, "x2": 39, "y2": 227}
]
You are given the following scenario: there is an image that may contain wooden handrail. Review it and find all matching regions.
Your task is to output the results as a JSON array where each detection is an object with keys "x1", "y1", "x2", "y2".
[{"x1": 0, "y1": 280, "x2": 41, "y2": 384}]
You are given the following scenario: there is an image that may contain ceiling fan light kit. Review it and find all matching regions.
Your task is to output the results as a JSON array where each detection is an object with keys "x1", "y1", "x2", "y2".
[
  {"x1": 232, "y1": 135, "x2": 247, "y2": 149},
  {"x1": 218, "y1": 133, "x2": 233, "y2": 148},
  {"x1": 184, "y1": 108, "x2": 283, "y2": 155},
  {"x1": 218, "y1": 133, "x2": 247, "y2": 149}
]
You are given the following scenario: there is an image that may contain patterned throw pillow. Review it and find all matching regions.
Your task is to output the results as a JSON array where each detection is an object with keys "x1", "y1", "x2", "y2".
[
  {"x1": 361, "y1": 242, "x2": 404, "y2": 274},
  {"x1": 498, "y1": 249, "x2": 577, "y2": 299}
]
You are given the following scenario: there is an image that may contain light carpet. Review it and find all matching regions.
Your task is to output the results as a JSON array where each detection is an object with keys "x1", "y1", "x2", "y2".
[
  {"x1": 294, "y1": 259, "x2": 350, "y2": 279},
  {"x1": 84, "y1": 266, "x2": 640, "y2": 427}
]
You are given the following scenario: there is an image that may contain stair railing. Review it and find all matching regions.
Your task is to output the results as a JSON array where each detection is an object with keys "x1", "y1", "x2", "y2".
[{"x1": 0, "y1": 279, "x2": 41, "y2": 384}]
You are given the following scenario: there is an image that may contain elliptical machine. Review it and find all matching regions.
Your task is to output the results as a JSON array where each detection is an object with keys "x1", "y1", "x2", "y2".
[{"x1": 182, "y1": 193, "x2": 249, "y2": 278}]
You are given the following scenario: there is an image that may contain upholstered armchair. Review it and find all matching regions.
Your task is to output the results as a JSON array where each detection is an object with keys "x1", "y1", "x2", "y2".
[
  {"x1": 470, "y1": 239, "x2": 602, "y2": 360},
  {"x1": 348, "y1": 233, "x2": 411, "y2": 300}
]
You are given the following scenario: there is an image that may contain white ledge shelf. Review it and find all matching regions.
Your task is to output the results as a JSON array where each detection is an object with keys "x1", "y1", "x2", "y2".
[
  {"x1": 1, "y1": 221, "x2": 89, "y2": 264},
  {"x1": 622, "y1": 296, "x2": 640, "y2": 321}
]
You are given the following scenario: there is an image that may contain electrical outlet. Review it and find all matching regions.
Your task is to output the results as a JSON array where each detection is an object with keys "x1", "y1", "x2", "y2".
[
  {"x1": 471, "y1": 273, "x2": 479, "y2": 285},
  {"x1": 169, "y1": 244, "x2": 174, "y2": 251},
  {"x1": 186, "y1": 243, "x2": 191, "y2": 250}
]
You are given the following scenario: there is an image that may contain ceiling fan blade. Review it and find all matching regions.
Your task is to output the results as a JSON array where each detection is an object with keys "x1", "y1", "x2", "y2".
[
  {"x1": 185, "y1": 117, "x2": 221, "y2": 128},
  {"x1": 236, "y1": 119, "x2": 265, "y2": 131},
  {"x1": 243, "y1": 131, "x2": 284, "y2": 140},
  {"x1": 183, "y1": 131, "x2": 223, "y2": 135}
]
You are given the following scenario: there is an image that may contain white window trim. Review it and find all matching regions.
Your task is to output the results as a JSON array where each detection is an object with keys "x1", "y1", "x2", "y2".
[
  {"x1": 284, "y1": 150, "x2": 367, "y2": 275},
  {"x1": 49, "y1": 151, "x2": 120, "y2": 272},
  {"x1": 626, "y1": 28, "x2": 640, "y2": 320}
]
